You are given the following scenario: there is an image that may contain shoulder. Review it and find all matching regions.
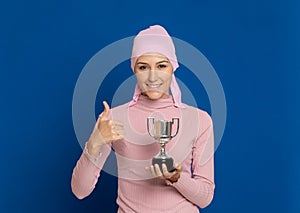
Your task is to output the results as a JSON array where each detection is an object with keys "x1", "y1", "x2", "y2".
[
  {"x1": 111, "y1": 102, "x2": 130, "y2": 112},
  {"x1": 110, "y1": 102, "x2": 130, "y2": 120},
  {"x1": 181, "y1": 103, "x2": 213, "y2": 128}
]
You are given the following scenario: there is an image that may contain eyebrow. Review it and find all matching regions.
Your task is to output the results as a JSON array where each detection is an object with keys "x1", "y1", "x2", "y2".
[
  {"x1": 156, "y1": 60, "x2": 170, "y2": 64},
  {"x1": 136, "y1": 60, "x2": 170, "y2": 65}
]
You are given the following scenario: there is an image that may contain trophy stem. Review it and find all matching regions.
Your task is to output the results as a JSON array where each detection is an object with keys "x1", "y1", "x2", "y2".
[{"x1": 160, "y1": 142, "x2": 166, "y2": 156}]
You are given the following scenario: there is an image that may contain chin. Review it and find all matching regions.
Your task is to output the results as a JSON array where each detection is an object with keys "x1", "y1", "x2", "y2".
[{"x1": 145, "y1": 91, "x2": 167, "y2": 100}]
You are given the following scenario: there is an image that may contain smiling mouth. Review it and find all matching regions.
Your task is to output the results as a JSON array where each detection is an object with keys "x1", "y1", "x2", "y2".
[{"x1": 146, "y1": 83, "x2": 162, "y2": 89}]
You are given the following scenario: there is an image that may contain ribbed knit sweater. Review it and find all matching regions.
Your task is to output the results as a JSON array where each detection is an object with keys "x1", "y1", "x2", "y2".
[{"x1": 71, "y1": 95, "x2": 215, "y2": 213}]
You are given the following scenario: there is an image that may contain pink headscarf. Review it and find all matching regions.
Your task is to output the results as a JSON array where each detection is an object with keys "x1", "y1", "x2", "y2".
[{"x1": 129, "y1": 25, "x2": 183, "y2": 108}]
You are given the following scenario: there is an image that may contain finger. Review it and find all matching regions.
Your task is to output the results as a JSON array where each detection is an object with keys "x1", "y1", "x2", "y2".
[
  {"x1": 173, "y1": 163, "x2": 182, "y2": 172},
  {"x1": 107, "y1": 120, "x2": 124, "y2": 130},
  {"x1": 101, "y1": 101, "x2": 110, "y2": 120},
  {"x1": 162, "y1": 164, "x2": 170, "y2": 177},
  {"x1": 162, "y1": 164, "x2": 176, "y2": 178},
  {"x1": 113, "y1": 128, "x2": 125, "y2": 135},
  {"x1": 154, "y1": 164, "x2": 163, "y2": 177},
  {"x1": 145, "y1": 166, "x2": 152, "y2": 175},
  {"x1": 111, "y1": 134, "x2": 124, "y2": 141},
  {"x1": 150, "y1": 165, "x2": 156, "y2": 177},
  {"x1": 111, "y1": 126, "x2": 125, "y2": 135},
  {"x1": 113, "y1": 125, "x2": 124, "y2": 131},
  {"x1": 111, "y1": 124, "x2": 124, "y2": 133},
  {"x1": 111, "y1": 120, "x2": 124, "y2": 127},
  {"x1": 175, "y1": 164, "x2": 182, "y2": 172},
  {"x1": 169, "y1": 173, "x2": 180, "y2": 183},
  {"x1": 115, "y1": 130, "x2": 125, "y2": 138}
]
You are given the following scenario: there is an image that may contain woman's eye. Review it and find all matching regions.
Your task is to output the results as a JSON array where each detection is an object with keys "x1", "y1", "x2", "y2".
[
  {"x1": 139, "y1": 65, "x2": 148, "y2": 71},
  {"x1": 158, "y1": 64, "x2": 167, "y2": 69}
]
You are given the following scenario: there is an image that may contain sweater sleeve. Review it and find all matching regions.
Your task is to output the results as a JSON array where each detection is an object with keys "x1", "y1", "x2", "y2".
[
  {"x1": 71, "y1": 143, "x2": 111, "y2": 199},
  {"x1": 170, "y1": 112, "x2": 215, "y2": 208}
]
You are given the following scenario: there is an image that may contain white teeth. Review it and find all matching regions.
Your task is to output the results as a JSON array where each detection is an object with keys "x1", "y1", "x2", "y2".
[{"x1": 147, "y1": 84, "x2": 161, "y2": 88}]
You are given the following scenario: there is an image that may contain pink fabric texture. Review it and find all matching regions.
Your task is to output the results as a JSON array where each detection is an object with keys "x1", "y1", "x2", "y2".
[
  {"x1": 129, "y1": 25, "x2": 183, "y2": 108},
  {"x1": 71, "y1": 96, "x2": 215, "y2": 212}
]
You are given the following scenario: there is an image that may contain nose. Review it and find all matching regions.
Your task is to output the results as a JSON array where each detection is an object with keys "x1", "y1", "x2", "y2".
[{"x1": 148, "y1": 70, "x2": 157, "y2": 82}]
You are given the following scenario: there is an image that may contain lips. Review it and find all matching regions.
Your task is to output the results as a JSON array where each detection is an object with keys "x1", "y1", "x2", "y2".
[{"x1": 146, "y1": 83, "x2": 162, "y2": 89}]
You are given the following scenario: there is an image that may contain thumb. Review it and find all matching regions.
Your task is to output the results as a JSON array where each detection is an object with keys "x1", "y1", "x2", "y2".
[
  {"x1": 175, "y1": 164, "x2": 182, "y2": 172},
  {"x1": 100, "y1": 101, "x2": 110, "y2": 119}
]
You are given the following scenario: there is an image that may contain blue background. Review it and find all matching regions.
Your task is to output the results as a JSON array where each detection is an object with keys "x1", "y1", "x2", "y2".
[{"x1": 1, "y1": 0, "x2": 299, "y2": 212}]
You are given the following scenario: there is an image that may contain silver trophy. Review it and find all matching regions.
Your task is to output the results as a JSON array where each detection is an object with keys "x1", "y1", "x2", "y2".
[{"x1": 147, "y1": 117, "x2": 179, "y2": 172}]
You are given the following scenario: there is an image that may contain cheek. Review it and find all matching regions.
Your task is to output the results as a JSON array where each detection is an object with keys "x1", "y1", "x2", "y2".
[
  {"x1": 164, "y1": 78, "x2": 172, "y2": 89},
  {"x1": 135, "y1": 73, "x2": 148, "y2": 85},
  {"x1": 158, "y1": 73, "x2": 172, "y2": 84}
]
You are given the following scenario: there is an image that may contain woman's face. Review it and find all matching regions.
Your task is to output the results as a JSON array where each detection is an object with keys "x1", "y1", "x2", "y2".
[{"x1": 134, "y1": 53, "x2": 173, "y2": 100}]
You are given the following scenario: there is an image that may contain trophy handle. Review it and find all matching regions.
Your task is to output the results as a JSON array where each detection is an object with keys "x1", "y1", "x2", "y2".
[
  {"x1": 171, "y1": 118, "x2": 179, "y2": 138},
  {"x1": 147, "y1": 117, "x2": 155, "y2": 138}
]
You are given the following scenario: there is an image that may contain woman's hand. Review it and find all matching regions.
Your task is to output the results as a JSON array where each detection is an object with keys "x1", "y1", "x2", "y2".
[
  {"x1": 147, "y1": 164, "x2": 182, "y2": 183},
  {"x1": 87, "y1": 101, "x2": 124, "y2": 157}
]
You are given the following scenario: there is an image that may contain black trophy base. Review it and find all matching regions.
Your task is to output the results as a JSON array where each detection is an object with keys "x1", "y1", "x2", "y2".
[{"x1": 152, "y1": 156, "x2": 175, "y2": 172}]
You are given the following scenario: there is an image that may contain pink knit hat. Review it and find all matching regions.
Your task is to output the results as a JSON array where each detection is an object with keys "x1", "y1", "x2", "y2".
[{"x1": 129, "y1": 25, "x2": 183, "y2": 108}]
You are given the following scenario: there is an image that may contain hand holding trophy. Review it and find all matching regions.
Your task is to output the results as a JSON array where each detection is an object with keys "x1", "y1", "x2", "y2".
[{"x1": 147, "y1": 117, "x2": 179, "y2": 172}]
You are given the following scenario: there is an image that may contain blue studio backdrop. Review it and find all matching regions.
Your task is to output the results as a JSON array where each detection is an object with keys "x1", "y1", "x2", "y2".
[{"x1": 0, "y1": 0, "x2": 299, "y2": 212}]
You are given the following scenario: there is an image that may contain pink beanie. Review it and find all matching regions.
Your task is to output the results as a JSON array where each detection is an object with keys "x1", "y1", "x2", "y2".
[{"x1": 129, "y1": 25, "x2": 183, "y2": 108}]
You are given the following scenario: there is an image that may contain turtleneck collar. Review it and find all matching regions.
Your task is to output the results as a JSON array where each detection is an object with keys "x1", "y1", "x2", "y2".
[{"x1": 132, "y1": 94, "x2": 175, "y2": 109}]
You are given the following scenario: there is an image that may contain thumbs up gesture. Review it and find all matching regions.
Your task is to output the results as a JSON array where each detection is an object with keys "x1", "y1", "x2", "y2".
[{"x1": 87, "y1": 101, "x2": 124, "y2": 157}]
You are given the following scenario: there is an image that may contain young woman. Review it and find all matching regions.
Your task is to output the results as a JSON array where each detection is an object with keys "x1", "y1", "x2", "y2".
[{"x1": 71, "y1": 25, "x2": 215, "y2": 213}]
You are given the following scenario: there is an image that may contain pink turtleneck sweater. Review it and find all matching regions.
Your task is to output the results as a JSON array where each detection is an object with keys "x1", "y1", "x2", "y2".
[{"x1": 71, "y1": 95, "x2": 215, "y2": 213}]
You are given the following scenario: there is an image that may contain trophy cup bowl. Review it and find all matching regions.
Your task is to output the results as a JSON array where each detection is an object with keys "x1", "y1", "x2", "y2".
[{"x1": 147, "y1": 117, "x2": 179, "y2": 172}]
